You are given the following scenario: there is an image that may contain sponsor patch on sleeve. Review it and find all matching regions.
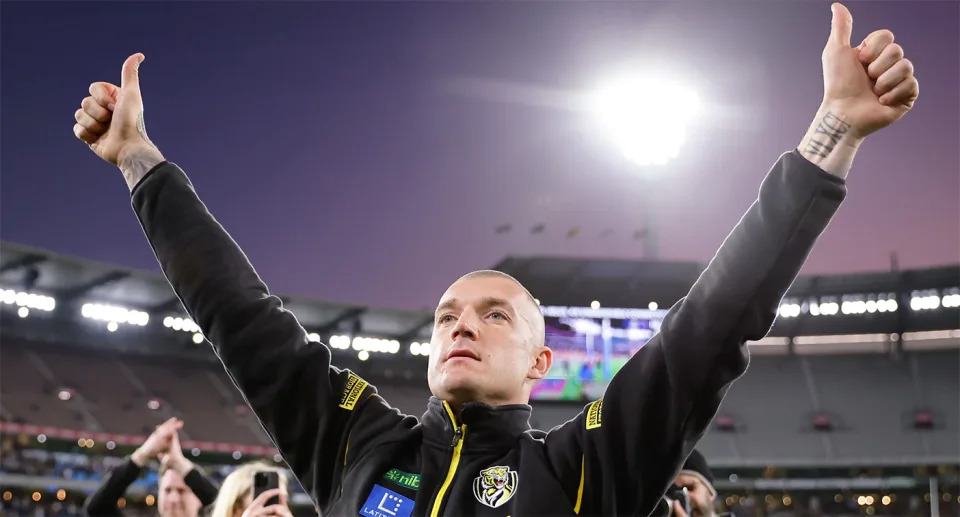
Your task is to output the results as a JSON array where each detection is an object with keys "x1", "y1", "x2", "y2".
[
  {"x1": 585, "y1": 398, "x2": 603, "y2": 430},
  {"x1": 339, "y1": 372, "x2": 369, "y2": 410},
  {"x1": 360, "y1": 484, "x2": 414, "y2": 517}
]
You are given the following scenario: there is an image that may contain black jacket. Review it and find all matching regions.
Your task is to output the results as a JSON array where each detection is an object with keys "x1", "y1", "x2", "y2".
[
  {"x1": 130, "y1": 149, "x2": 845, "y2": 517},
  {"x1": 83, "y1": 456, "x2": 219, "y2": 515}
]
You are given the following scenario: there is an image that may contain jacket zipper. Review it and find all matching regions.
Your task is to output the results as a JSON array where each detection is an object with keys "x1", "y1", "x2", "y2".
[{"x1": 429, "y1": 402, "x2": 467, "y2": 517}]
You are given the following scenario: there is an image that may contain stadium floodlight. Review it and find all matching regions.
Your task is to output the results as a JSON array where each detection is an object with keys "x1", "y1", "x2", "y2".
[
  {"x1": 82, "y1": 303, "x2": 149, "y2": 328},
  {"x1": 1, "y1": 288, "x2": 56, "y2": 312},
  {"x1": 329, "y1": 335, "x2": 352, "y2": 350},
  {"x1": 910, "y1": 290, "x2": 941, "y2": 311},
  {"x1": 350, "y1": 336, "x2": 401, "y2": 355},
  {"x1": 778, "y1": 302, "x2": 802, "y2": 318},
  {"x1": 942, "y1": 289, "x2": 960, "y2": 308},
  {"x1": 589, "y1": 74, "x2": 698, "y2": 260},
  {"x1": 591, "y1": 75, "x2": 699, "y2": 167},
  {"x1": 410, "y1": 342, "x2": 432, "y2": 357},
  {"x1": 164, "y1": 316, "x2": 199, "y2": 333}
]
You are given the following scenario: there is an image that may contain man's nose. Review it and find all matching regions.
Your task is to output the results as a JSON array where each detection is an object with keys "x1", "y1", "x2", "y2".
[{"x1": 450, "y1": 310, "x2": 479, "y2": 341}]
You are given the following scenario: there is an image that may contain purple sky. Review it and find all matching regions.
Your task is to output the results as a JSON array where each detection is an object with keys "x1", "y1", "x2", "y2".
[{"x1": 2, "y1": 1, "x2": 957, "y2": 312}]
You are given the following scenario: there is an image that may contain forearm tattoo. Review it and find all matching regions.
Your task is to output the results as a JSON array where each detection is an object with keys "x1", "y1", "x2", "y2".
[
  {"x1": 137, "y1": 111, "x2": 157, "y2": 149},
  {"x1": 803, "y1": 111, "x2": 852, "y2": 158}
]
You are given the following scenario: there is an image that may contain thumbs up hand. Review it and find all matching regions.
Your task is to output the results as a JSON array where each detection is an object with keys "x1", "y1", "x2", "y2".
[
  {"x1": 74, "y1": 53, "x2": 166, "y2": 189},
  {"x1": 820, "y1": 3, "x2": 918, "y2": 139}
]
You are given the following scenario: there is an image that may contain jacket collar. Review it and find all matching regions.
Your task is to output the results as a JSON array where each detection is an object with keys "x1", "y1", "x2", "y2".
[{"x1": 421, "y1": 396, "x2": 532, "y2": 450}]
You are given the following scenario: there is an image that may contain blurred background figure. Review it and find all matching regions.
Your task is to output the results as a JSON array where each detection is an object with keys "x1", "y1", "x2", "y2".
[
  {"x1": 83, "y1": 418, "x2": 218, "y2": 517},
  {"x1": 661, "y1": 449, "x2": 727, "y2": 517}
]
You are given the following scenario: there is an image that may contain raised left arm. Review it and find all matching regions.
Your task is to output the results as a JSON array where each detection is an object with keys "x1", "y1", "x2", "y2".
[{"x1": 541, "y1": 4, "x2": 918, "y2": 515}]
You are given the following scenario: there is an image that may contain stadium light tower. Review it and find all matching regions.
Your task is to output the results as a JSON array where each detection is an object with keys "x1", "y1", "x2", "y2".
[{"x1": 590, "y1": 75, "x2": 700, "y2": 260}]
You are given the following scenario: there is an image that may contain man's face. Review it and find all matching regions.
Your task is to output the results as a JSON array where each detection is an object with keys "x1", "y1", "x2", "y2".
[
  {"x1": 675, "y1": 473, "x2": 716, "y2": 517},
  {"x1": 427, "y1": 275, "x2": 550, "y2": 406},
  {"x1": 158, "y1": 470, "x2": 203, "y2": 517}
]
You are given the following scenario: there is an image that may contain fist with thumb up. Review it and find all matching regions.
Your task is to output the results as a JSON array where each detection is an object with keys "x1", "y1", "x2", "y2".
[
  {"x1": 819, "y1": 3, "x2": 918, "y2": 139},
  {"x1": 74, "y1": 53, "x2": 165, "y2": 177}
]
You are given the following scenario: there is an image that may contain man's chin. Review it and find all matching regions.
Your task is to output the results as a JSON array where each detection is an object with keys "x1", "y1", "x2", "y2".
[
  {"x1": 438, "y1": 376, "x2": 483, "y2": 402},
  {"x1": 162, "y1": 507, "x2": 189, "y2": 517}
]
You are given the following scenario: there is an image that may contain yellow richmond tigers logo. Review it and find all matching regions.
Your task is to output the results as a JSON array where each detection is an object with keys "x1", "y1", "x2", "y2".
[{"x1": 472, "y1": 466, "x2": 519, "y2": 508}]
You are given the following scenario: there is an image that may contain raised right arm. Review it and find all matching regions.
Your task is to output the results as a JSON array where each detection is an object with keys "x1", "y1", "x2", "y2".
[
  {"x1": 74, "y1": 52, "x2": 408, "y2": 507},
  {"x1": 124, "y1": 151, "x2": 397, "y2": 506}
]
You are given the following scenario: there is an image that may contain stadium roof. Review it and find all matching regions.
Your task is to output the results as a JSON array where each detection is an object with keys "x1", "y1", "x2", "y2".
[
  {"x1": 0, "y1": 240, "x2": 436, "y2": 342},
  {"x1": 2, "y1": 239, "x2": 958, "y2": 355}
]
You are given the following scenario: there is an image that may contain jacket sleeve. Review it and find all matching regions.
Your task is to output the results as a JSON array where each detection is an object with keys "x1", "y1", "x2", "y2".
[
  {"x1": 183, "y1": 467, "x2": 220, "y2": 507},
  {"x1": 130, "y1": 161, "x2": 404, "y2": 508},
  {"x1": 542, "y1": 150, "x2": 847, "y2": 516},
  {"x1": 83, "y1": 456, "x2": 140, "y2": 516}
]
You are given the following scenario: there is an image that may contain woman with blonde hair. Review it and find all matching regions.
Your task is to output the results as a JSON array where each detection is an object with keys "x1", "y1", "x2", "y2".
[{"x1": 209, "y1": 461, "x2": 293, "y2": 517}]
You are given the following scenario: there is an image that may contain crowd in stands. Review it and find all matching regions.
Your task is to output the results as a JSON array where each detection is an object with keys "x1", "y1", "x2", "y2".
[{"x1": 0, "y1": 425, "x2": 308, "y2": 517}]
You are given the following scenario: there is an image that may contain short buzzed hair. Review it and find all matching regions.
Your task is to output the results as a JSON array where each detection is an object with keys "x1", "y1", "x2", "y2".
[{"x1": 455, "y1": 270, "x2": 546, "y2": 347}]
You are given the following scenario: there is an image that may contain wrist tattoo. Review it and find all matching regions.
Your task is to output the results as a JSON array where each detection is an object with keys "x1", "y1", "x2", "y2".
[
  {"x1": 119, "y1": 146, "x2": 164, "y2": 192},
  {"x1": 803, "y1": 111, "x2": 852, "y2": 158}
]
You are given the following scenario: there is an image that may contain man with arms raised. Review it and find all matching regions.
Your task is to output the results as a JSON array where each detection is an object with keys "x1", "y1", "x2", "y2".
[
  {"x1": 84, "y1": 418, "x2": 219, "y2": 516},
  {"x1": 72, "y1": 4, "x2": 917, "y2": 516}
]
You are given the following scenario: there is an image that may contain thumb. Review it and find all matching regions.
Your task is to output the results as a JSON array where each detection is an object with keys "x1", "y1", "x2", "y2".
[
  {"x1": 170, "y1": 431, "x2": 181, "y2": 452},
  {"x1": 120, "y1": 53, "x2": 145, "y2": 92},
  {"x1": 829, "y1": 2, "x2": 853, "y2": 47}
]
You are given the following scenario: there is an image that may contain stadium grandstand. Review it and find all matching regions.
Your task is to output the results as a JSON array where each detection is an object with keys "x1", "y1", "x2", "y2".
[{"x1": 0, "y1": 239, "x2": 957, "y2": 517}]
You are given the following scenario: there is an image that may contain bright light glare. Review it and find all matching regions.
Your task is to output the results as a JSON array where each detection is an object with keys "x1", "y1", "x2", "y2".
[{"x1": 592, "y1": 76, "x2": 699, "y2": 166}]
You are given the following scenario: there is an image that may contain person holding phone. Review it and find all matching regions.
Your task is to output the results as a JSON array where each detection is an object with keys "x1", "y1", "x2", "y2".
[
  {"x1": 664, "y1": 450, "x2": 724, "y2": 517},
  {"x1": 209, "y1": 462, "x2": 292, "y2": 517}
]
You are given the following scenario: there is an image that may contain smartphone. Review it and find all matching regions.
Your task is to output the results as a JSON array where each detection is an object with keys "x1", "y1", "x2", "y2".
[
  {"x1": 664, "y1": 484, "x2": 691, "y2": 516},
  {"x1": 253, "y1": 471, "x2": 280, "y2": 506}
]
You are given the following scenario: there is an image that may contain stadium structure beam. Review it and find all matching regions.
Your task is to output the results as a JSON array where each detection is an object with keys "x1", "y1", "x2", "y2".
[
  {"x1": 555, "y1": 262, "x2": 591, "y2": 306},
  {"x1": 393, "y1": 315, "x2": 435, "y2": 343},
  {"x1": 316, "y1": 307, "x2": 367, "y2": 334},
  {"x1": 56, "y1": 271, "x2": 131, "y2": 301},
  {"x1": 894, "y1": 272, "x2": 907, "y2": 356},
  {"x1": 0, "y1": 254, "x2": 45, "y2": 274},
  {"x1": 781, "y1": 276, "x2": 819, "y2": 354},
  {"x1": 148, "y1": 297, "x2": 185, "y2": 314}
]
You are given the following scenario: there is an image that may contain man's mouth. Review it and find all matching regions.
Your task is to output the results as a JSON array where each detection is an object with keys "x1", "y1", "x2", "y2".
[{"x1": 446, "y1": 348, "x2": 480, "y2": 361}]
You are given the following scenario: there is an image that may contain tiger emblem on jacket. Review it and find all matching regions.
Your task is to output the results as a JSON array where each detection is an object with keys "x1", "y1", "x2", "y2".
[{"x1": 472, "y1": 465, "x2": 519, "y2": 508}]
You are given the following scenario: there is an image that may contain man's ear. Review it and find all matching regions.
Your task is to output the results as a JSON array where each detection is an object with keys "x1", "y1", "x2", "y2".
[{"x1": 528, "y1": 346, "x2": 553, "y2": 380}]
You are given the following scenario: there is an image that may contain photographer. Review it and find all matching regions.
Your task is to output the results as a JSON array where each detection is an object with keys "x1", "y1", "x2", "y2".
[{"x1": 661, "y1": 449, "x2": 727, "y2": 517}]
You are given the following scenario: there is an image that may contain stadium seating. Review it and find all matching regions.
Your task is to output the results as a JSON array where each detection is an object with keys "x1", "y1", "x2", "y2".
[{"x1": 2, "y1": 337, "x2": 956, "y2": 469}]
